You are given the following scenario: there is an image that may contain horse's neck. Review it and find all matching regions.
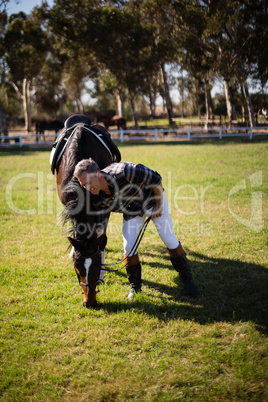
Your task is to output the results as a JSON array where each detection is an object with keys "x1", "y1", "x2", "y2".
[{"x1": 57, "y1": 127, "x2": 113, "y2": 204}]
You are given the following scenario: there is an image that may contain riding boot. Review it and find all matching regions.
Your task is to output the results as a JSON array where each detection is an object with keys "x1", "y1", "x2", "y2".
[
  {"x1": 125, "y1": 254, "x2": 142, "y2": 301},
  {"x1": 169, "y1": 244, "x2": 197, "y2": 298}
]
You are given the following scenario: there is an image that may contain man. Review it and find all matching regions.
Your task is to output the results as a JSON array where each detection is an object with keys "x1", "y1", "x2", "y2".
[{"x1": 74, "y1": 158, "x2": 197, "y2": 300}]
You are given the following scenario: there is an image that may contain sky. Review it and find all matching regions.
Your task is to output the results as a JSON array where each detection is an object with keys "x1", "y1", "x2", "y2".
[{"x1": 6, "y1": 0, "x2": 54, "y2": 16}]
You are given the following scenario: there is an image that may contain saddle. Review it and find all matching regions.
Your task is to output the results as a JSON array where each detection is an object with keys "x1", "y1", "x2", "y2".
[{"x1": 50, "y1": 114, "x2": 121, "y2": 174}]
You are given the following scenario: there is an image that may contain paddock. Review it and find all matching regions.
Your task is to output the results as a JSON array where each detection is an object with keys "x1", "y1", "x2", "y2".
[{"x1": 1, "y1": 140, "x2": 267, "y2": 400}]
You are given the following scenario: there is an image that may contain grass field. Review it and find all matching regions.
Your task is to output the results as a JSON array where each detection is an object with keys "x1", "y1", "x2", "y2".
[{"x1": 0, "y1": 140, "x2": 267, "y2": 401}]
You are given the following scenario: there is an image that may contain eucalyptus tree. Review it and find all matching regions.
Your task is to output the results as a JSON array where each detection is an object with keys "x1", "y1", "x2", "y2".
[
  {"x1": 4, "y1": 11, "x2": 49, "y2": 131},
  {"x1": 85, "y1": 4, "x2": 156, "y2": 127},
  {"x1": 48, "y1": 1, "x2": 125, "y2": 117},
  {"x1": 200, "y1": 0, "x2": 268, "y2": 127},
  {"x1": 249, "y1": 0, "x2": 268, "y2": 87},
  {"x1": 0, "y1": 7, "x2": 8, "y2": 137},
  {"x1": 170, "y1": 1, "x2": 216, "y2": 126},
  {"x1": 48, "y1": 0, "x2": 155, "y2": 127},
  {"x1": 38, "y1": 1, "x2": 97, "y2": 115},
  {"x1": 131, "y1": 0, "x2": 182, "y2": 127}
]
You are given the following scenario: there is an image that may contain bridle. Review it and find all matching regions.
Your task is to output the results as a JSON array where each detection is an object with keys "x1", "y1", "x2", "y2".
[
  {"x1": 77, "y1": 216, "x2": 151, "y2": 294},
  {"x1": 77, "y1": 248, "x2": 102, "y2": 293}
]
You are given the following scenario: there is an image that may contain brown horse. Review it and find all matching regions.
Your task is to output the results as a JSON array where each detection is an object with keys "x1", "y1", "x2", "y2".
[
  {"x1": 97, "y1": 115, "x2": 126, "y2": 130},
  {"x1": 51, "y1": 115, "x2": 121, "y2": 307},
  {"x1": 36, "y1": 118, "x2": 64, "y2": 141}
]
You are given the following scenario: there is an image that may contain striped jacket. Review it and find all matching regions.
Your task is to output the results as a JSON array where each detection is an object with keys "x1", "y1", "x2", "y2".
[{"x1": 91, "y1": 162, "x2": 162, "y2": 221}]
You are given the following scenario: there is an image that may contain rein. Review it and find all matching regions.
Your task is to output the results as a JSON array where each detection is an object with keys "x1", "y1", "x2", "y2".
[
  {"x1": 79, "y1": 216, "x2": 151, "y2": 292},
  {"x1": 103, "y1": 216, "x2": 151, "y2": 273}
]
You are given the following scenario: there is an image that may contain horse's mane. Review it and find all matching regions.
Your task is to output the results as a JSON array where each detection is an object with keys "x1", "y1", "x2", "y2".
[
  {"x1": 59, "y1": 123, "x2": 115, "y2": 241},
  {"x1": 61, "y1": 126, "x2": 95, "y2": 240},
  {"x1": 62, "y1": 125, "x2": 84, "y2": 188}
]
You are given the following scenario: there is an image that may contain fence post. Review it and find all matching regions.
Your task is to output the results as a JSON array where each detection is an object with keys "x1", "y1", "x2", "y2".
[
  {"x1": 187, "y1": 128, "x2": 191, "y2": 141},
  {"x1": 219, "y1": 127, "x2": 222, "y2": 140},
  {"x1": 154, "y1": 128, "x2": 158, "y2": 143},
  {"x1": 120, "y1": 129, "x2": 124, "y2": 143},
  {"x1": 19, "y1": 135, "x2": 23, "y2": 147},
  {"x1": 249, "y1": 127, "x2": 253, "y2": 140}
]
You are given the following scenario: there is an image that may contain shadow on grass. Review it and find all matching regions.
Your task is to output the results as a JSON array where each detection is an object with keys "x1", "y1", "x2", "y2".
[{"x1": 99, "y1": 250, "x2": 268, "y2": 333}]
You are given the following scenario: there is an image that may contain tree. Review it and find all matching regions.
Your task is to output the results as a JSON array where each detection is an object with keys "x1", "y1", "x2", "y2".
[
  {"x1": 87, "y1": 5, "x2": 156, "y2": 127},
  {"x1": 9, "y1": 0, "x2": 265, "y2": 128},
  {"x1": 172, "y1": 1, "x2": 216, "y2": 127},
  {"x1": 4, "y1": 11, "x2": 49, "y2": 131},
  {"x1": 47, "y1": 1, "x2": 102, "y2": 115},
  {"x1": 202, "y1": 0, "x2": 268, "y2": 127},
  {"x1": 134, "y1": 0, "x2": 184, "y2": 127},
  {"x1": 0, "y1": 8, "x2": 8, "y2": 138}
]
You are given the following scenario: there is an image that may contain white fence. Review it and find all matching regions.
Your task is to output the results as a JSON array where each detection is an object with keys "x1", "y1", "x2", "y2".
[{"x1": 0, "y1": 126, "x2": 267, "y2": 147}]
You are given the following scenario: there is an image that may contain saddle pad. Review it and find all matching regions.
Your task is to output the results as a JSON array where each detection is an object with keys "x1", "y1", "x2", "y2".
[
  {"x1": 86, "y1": 124, "x2": 121, "y2": 163},
  {"x1": 50, "y1": 126, "x2": 78, "y2": 174},
  {"x1": 50, "y1": 122, "x2": 121, "y2": 175}
]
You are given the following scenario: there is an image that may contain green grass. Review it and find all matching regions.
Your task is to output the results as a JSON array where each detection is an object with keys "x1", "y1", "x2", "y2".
[{"x1": 0, "y1": 140, "x2": 267, "y2": 401}]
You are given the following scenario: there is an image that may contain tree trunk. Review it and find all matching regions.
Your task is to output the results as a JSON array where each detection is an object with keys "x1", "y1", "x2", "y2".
[
  {"x1": 160, "y1": 62, "x2": 173, "y2": 128},
  {"x1": 148, "y1": 86, "x2": 156, "y2": 118},
  {"x1": 193, "y1": 81, "x2": 199, "y2": 117},
  {"x1": 129, "y1": 93, "x2": 138, "y2": 129},
  {"x1": 23, "y1": 78, "x2": 32, "y2": 132},
  {"x1": 242, "y1": 79, "x2": 255, "y2": 127},
  {"x1": 116, "y1": 90, "x2": 125, "y2": 117},
  {"x1": 204, "y1": 80, "x2": 214, "y2": 129},
  {"x1": 27, "y1": 79, "x2": 32, "y2": 131},
  {"x1": 0, "y1": 101, "x2": 8, "y2": 142},
  {"x1": 224, "y1": 79, "x2": 232, "y2": 124},
  {"x1": 204, "y1": 88, "x2": 209, "y2": 129},
  {"x1": 75, "y1": 98, "x2": 84, "y2": 114},
  {"x1": 59, "y1": 98, "x2": 65, "y2": 117},
  {"x1": 240, "y1": 82, "x2": 249, "y2": 125},
  {"x1": 22, "y1": 78, "x2": 28, "y2": 131}
]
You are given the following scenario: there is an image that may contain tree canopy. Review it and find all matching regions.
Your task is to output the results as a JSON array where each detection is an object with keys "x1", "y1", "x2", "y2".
[{"x1": 1, "y1": 0, "x2": 267, "y2": 129}]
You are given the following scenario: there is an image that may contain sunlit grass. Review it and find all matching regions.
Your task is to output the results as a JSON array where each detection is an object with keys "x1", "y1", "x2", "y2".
[{"x1": 0, "y1": 140, "x2": 267, "y2": 401}]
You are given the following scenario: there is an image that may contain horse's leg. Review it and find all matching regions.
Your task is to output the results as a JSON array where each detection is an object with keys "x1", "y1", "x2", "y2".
[{"x1": 99, "y1": 213, "x2": 110, "y2": 281}]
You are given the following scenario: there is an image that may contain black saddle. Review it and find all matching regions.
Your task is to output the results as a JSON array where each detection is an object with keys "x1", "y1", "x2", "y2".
[{"x1": 50, "y1": 114, "x2": 121, "y2": 174}]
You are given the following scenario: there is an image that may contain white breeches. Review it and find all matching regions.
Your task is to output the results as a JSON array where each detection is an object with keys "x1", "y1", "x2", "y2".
[{"x1": 123, "y1": 192, "x2": 179, "y2": 256}]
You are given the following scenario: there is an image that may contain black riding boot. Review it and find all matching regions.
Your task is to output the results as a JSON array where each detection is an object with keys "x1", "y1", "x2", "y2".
[
  {"x1": 169, "y1": 244, "x2": 197, "y2": 298},
  {"x1": 125, "y1": 254, "x2": 142, "y2": 301}
]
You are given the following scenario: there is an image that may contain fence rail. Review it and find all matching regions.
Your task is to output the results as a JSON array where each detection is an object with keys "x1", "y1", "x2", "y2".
[{"x1": 0, "y1": 126, "x2": 267, "y2": 147}]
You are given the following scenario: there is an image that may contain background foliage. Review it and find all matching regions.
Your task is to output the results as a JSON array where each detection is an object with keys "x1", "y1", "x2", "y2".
[{"x1": 0, "y1": 0, "x2": 267, "y2": 130}]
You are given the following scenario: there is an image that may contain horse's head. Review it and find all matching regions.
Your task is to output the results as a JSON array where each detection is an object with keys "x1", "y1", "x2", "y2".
[{"x1": 68, "y1": 234, "x2": 106, "y2": 308}]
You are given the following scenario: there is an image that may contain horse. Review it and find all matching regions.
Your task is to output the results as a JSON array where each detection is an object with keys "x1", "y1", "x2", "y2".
[
  {"x1": 97, "y1": 115, "x2": 126, "y2": 130},
  {"x1": 51, "y1": 114, "x2": 121, "y2": 308},
  {"x1": 36, "y1": 119, "x2": 64, "y2": 141}
]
